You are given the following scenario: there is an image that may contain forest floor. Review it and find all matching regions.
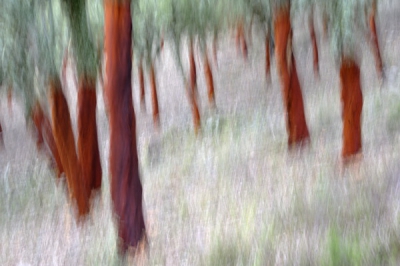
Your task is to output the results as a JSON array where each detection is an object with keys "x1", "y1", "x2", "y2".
[{"x1": 1, "y1": 2, "x2": 400, "y2": 265}]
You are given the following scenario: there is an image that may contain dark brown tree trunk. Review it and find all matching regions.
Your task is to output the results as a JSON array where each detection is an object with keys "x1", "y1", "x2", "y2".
[
  {"x1": 204, "y1": 52, "x2": 216, "y2": 108},
  {"x1": 32, "y1": 102, "x2": 64, "y2": 178},
  {"x1": 189, "y1": 38, "x2": 201, "y2": 134},
  {"x1": 77, "y1": 79, "x2": 102, "y2": 200},
  {"x1": 138, "y1": 59, "x2": 146, "y2": 112},
  {"x1": 309, "y1": 11, "x2": 320, "y2": 77},
  {"x1": 274, "y1": 6, "x2": 310, "y2": 148},
  {"x1": 104, "y1": 0, "x2": 146, "y2": 253},
  {"x1": 340, "y1": 58, "x2": 363, "y2": 159},
  {"x1": 369, "y1": 7, "x2": 383, "y2": 81},
  {"x1": 49, "y1": 78, "x2": 89, "y2": 218},
  {"x1": 149, "y1": 62, "x2": 160, "y2": 128}
]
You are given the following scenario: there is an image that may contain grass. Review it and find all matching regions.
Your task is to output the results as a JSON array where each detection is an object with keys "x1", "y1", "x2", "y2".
[{"x1": 1, "y1": 6, "x2": 400, "y2": 264}]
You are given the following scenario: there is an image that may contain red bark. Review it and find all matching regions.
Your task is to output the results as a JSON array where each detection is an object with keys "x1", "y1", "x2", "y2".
[
  {"x1": 309, "y1": 15, "x2": 319, "y2": 77},
  {"x1": 149, "y1": 62, "x2": 160, "y2": 128},
  {"x1": 369, "y1": 9, "x2": 383, "y2": 81},
  {"x1": 138, "y1": 60, "x2": 145, "y2": 112},
  {"x1": 189, "y1": 38, "x2": 201, "y2": 134},
  {"x1": 32, "y1": 102, "x2": 64, "y2": 178},
  {"x1": 77, "y1": 79, "x2": 102, "y2": 200},
  {"x1": 340, "y1": 58, "x2": 363, "y2": 159},
  {"x1": 204, "y1": 52, "x2": 215, "y2": 108},
  {"x1": 104, "y1": 0, "x2": 146, "y2": 253},
  {"x1": 49, "y1": 78, "x2": 89, "y2": 218},
  {"x1": 265, "y1": 34, "x2": 271, "y2": 80},
  {"x1": 274, "y1": 6, "x2": 310, "y2": 147}
]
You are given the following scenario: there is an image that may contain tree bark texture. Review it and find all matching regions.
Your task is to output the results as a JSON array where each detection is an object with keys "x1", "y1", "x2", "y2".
[
  {"x1": 149, "y1": 62, "x2": 160, "y2": 128},
  {"x1": 274, "y1": 7, "x2": 310, "y2": 147},
  {"x1": 138, "y1": 60, "x2": 146, "y2": 112},
  {"x1": 49, "y1": 79, "x2": 89, "y2": 218},
  {"x1": 369, "y1": 9, "x2": 383, "y2": 81},
  {"x1": 104, "y1": 0, "x2": 146, "y2": 253},
  {"x1": 309, "y1": 14, "x2": 319, "y2": 77},
  {"x1": 204, "y1": 52, "x2": 216, "y2": 108},
  {"x1": 340, "y1": 58, "x2": 363, "y2": 159},
  {"x1": 265, "y1": 34, "x2": 271, "y2": 80},
  {"x1": 189, "y1": 38, "x2": 201, "y2": 134},
  {"x1": 77, "y1": 79, "x2": 102, "y2": 200}
]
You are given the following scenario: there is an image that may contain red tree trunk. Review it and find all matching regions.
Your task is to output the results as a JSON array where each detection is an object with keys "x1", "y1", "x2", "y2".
[
  {"x1": 274, "y1": 6, "x2": 310, "y2": 147},
  {"x1": 340, "y1": 58, "x2": 363, "y2": 159},
  {"x1": 369, "y1": 9, "x2": 383, "y2": 81},
  {"x1": 104, "y1": 0, "x2": 146, "y2": 253},
  {"x1": 49, "y1": 78, "x2": 89, "y2": 218},
  {"x1": 309, "y1": 14, "x2": 319, "y2": 77},
  {"x1": 189, "y1": 38, "x2": 201, "y2": 134},
  {"x1": 204, "y1": 52, "x2": 216, "y2": 108},
  {"x1": 138, "y1": 60, "x2": 146, "y2": 112},
  {"x1": 77, "y1": 79, "x2": 102, "y2": 200},
  {"x1": 149, "y1": 62, "x2": 160, "y2": 128},
  {"x1": 32, "y1": 102, "x2": 64, "y2": 178}
]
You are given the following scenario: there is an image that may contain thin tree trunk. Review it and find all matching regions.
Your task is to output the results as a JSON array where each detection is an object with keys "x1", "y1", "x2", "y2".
[
  {"x1": 49, "y1": 78, "x2": 89, "y2": 218},
  {"x1": 369, "y1": 7, "x2": 383, "y2": 81},
  {"x1": 265, "y1": 33, "x2": 271, "y2": 80},
  {"x1": 204, "y1": 51, "x2": 215, "y2": 108},
  {"x1": 149, "y1": 62, "x2": 160, "y2": 128},
  {"x1": 309, "y1": 9, "x2": 319, "y2": 77},
  {"x1": 138, "y1": 59, "x2": 146, "y2": 112},
  {"x1": 274, "y1": 6, "x2": 310, "y2": 148},
  {"x1": 77, "y1": 78, "x2": 102, "y2": 200},
  {"x1": 32, "y1": 102, "x2": 64, "y2": 178},
  {"x1": 104, "y1": 0, "x2": 146, "y2": 253},
  {"x1": 189, "y1": 38, "x2": 201, "y2": 134},
  {"x1": 340, "y1": 58, "x2": 363, "y2": 159}
]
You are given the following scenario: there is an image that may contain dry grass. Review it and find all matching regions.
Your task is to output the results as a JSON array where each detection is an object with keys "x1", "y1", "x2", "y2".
[{"x1": 1, "y1": 3, "x2": 400, "y2": 265}]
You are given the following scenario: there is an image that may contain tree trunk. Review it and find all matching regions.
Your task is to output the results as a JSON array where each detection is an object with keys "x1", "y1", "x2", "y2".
[
  {"x1": 149, "y1": 62, "x2": 160, "y2": 128},
  {"x1": 32, "y1": 102, "x2": 64, "y2": 178},
  {"x1": 189, "y1": 38, "x2": 201, "y2": 134},
  {"x1": 274, "y1": 6, "x2": 310, "y2": 148},
  {"x1": 369, "y1": 8, "x2": 383, "y2": 81},
  {"x1": 104, "y1": 0, "x2": 146, "y2": 253},
  {"x1": 265, "y1": 34, "x2": 271, "y2": 80},
  {"x1": 340, "y1": 58, "x2": 363, "y2": 159},
  {"x1": 309, "y1": 12, "x2": 319, "y2": 77},
  {"x1": 49, "y1": 78, "x2": 89, "y2": 218},
  {"x1": 138, "y1": 59, "x2": 146, "y2": 112},
  {"x1": 77, "y1": 78, "x2": 102, "y2": 200},
  {"x1": 204, "y1": 52, "x2": 215, "y2": 108}
]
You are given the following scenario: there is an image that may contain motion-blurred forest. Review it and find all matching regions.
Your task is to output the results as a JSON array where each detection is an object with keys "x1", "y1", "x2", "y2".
[{"x1": 1, "y1": 0, "x2": 400, "y2": 265}]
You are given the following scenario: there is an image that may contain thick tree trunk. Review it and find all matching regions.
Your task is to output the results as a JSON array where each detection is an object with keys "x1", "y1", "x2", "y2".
[
  {"x1": 274, "y1": 6, "x2": 310, "y2": 148},
  {"x1": 32, "y1": 102, "x2": 64, "y2": 178},
  {"x1": 189, "y1": 38, "x2": 201, "y2": 134},
  {"x1": 204, "y1": 52, "x2": 216, "y2": 108},
  {"x1": 340, "y1": 58, "x2": 363, "y2": 159},
  {"x1": 369, "y1": 9, "x2": 383, "y2": 81},
  {"x1": 77, "y1": 79, "x2": 102, "y2": 200},
  {"x1": 138, "y1": 60, "x2": 146, "y2": 112},
  {"x1": 104, "y1": 0, "x2": 146, "y2": 253},
  {"x1": 149, "y1": 62, "x2": 160, "y2": 128},
  {"x1": 49, "y1": 78, "x2": 89, "y2": 218},
  {"x1": 309, "y1": 12, "x2": 319, "y2": 77}
]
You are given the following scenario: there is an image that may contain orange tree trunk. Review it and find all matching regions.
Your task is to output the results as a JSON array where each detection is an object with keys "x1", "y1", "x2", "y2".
[
  {"x1": 340, "y1": 58, "x2": 363, "y2": 159},
  {"x1": 104, "y1": 0, "x2": 146, "y2": 252},
  {"x1": 138, "y1": 59, "x2": 146, "y2": 112},
  {"x1": 189, "y1": 38, "x2": 201, "y2": 134},
  {"x1": 309, "y1": 15, "x2": 319, "y2": 77},
  {"x1": 49, "y1": 78, "x2": 89, "y2": 218},
  {"x1": 204, "y1": 52, "x2": 216, "y2": 108},
  {"x1": 77, "y1": 78, "x2": 102, "y2": 199},
  {"x1": 274, "y1": 6, "x2": 310, "y2": 147},
  {"x1": 369, "y1": 9, "x2": 383, "y2": 80},
  {"x1": 32, "y1": 102, "x2": 64, "y2": 178},
  {"x1": 149, "y1": 62, "x2": 160, "y2": 128}
]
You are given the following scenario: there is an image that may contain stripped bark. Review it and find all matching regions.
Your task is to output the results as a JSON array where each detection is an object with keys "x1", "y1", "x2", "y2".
[
  {"x1": 49, "y1": 78, "x2": 89, "y2": 218},
  {"x1": 340, "y1": 58, "x2": 363, "y2": 159},
  {"x1": 77, "y1": 78, "x2": 102, "y2": 199},
  {"x1": 149, "y1": 61, "x2": 160, "y2": 128},
  {"x1": 104, "y1": 0, "x2": 146, "y2": 253},
  {"x1": 274, "y1": 6, "x2": 310, "y2": 147}
]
